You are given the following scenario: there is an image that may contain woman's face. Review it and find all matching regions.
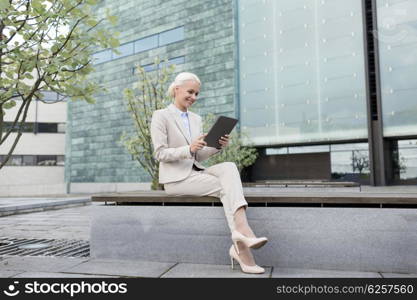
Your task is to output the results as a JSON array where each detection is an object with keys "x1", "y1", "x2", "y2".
[{"x1": 174, "y1": 80, "x2": 200, "y2": 111}]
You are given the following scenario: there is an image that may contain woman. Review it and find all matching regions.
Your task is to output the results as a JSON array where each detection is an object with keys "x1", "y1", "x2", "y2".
[{"x1": 150, "y1": 72, "x2": 268, "y2": 274}]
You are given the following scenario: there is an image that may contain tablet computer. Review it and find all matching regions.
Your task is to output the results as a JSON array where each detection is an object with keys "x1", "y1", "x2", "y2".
[{"x1": 204, "y1": 116, "x2": 238, "y2": 148}]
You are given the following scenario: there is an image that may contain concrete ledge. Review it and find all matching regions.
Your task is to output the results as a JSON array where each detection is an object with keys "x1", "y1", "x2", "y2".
[
  {"x1": 90, "y1": 205, "x2": 417, "y2": 273},
  {"x1": 91, "y1": 190, "x2": 417, "y2": 205},
  {"x1": 69, "y1": 183, "x2": 151, "y2": 194}
]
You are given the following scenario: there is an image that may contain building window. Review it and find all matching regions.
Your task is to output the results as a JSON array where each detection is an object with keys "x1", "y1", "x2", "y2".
[
  {"x1": 57, "y1": 155, "x2": 65, "y2": 166},
  {"x1": 22, "y1": 155, "x2": 36, "y2": 166},
  {"x1": 9, "y1": 156, "x2": 23, "y2": 166},
  {"x1": 376, "y1": 0, "x2": 417, "y2": 137},
  {"x1": 3, "y1": 122, "x2": 34, "y2": 133},
  {"x1": 396, "y1": 139, "x2": 417, "y2": 180},
  {"x1": 158, "y1": 26, "x2": 184, "y2": 46},
  {"x1": 92, "y1": 49, "x2": 112, "y2": 64},
  {"x1": 40, "y1": 91, "x2": 64, "y2": 102},
  {"x1": 3, "y1": 122, "x2": 64, "y2": 133},
  {"x1": 0, "y1": 155, "x2": 64, "y2": 166},
  {"x1": 57, "y1": 123, "x2": 66, "y2": 133},
  {"x1": 134, "y1": 35, "x2": 158, "y2": 53},
  {"x1": 36, "y1": 123, "x2": 58, "y2": 133},
  {"x1": 92, "y1": 26, "x2": 185, "y2": 65},
  {"x1": 266, "y1": 142, "x2": 371, "y2": 183},
  {"x1": 238, "y1": 0, "x2": 368, "y2": 146},
  {"x1": 113, "y1": 42, "x2": 134, "y2": 59},
  {"x1": 138, "y1": 56, "x2": 186, "y2": 74},
  {"x1": 37, "y1": 155, "x2": 58, "y2": 166}
]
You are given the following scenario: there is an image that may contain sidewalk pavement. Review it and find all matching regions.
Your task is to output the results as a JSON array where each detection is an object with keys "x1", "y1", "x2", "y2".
[
  {"x1": 2, "y1": 255, "x2": 416, "y2": 278},
  {"x1": 0, "y1": 187, "x2": 417, "y2": 278}
]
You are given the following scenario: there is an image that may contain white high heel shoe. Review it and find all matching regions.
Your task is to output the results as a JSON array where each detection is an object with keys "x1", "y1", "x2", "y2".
[
  {"x1": 231, "y1": 230, "x2": 268, "y2": 254},
  {"x1": 229, "y1": 245, "x2": 265, "y2": 274}
]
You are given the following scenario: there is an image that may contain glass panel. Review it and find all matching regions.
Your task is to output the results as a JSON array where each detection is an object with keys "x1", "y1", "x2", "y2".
[
  {"x1": 376, "y1": 0, "x2": 417, "y2": 137},
  {"x1": 158, "y1": 26, "x2": 184, "y2": 46},
  {"x1": 41, "y1": 91, "x2": 60, "y2": 102},
  {"x1": 266, "y1": 147, "x2": 288, "y2": 155},
  {"x1": 37, "y1": 123, "x2": 58, "y2": 133},
  {"x1": 396, "y1": 139, "x2": 417, "y2": 180},
  {"x1": 113, "y1": 42, "x2": 134, "y2": 59},
  {"x1": 238, "y1": 0, "x2": 368, "y2": 145},
  {"x1": 22, "y1": 155, "x2": 36, "y2": 166},
  {"x1": 92, "y1": 49, "x2": 112, "y2": 64},
  {"x1": 330, "y1": 143, "x2": 370, "y2": 181},
  {"x1": 134, "y1": 35, "x2": 158, "y2": 53},
  {"x1": 4, "y1": 122, "x2": 34, "y2": 132},
  {"x1": 330, "y1": 142, "x2": 369, "y2": 151},
  {"x1": 288, "y1": 145, "x2": 330, "y2": 154},
  {"x1": 57, "y1": 123, "x2": 66, "y2": 133},
  {"x1": 9, "y1": 156, "x2": 23, "y2": 166},
  {"x1": 57, "y1": 155, "x2": 65, "y2": 166},
  {"x1": 142, "y1": 63, "x2": 157, "y2": 72},
  {"x1": 37, "y1": 155, "x2": 57, "y2": 166},
  {"x1": 167, "y1": 56, "x2": 185, "y2": 66}
]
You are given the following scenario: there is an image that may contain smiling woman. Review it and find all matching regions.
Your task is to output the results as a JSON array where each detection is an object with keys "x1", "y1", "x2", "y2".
[{"x1": 150, "y1": 72, "x2": 269, "y2": 275}]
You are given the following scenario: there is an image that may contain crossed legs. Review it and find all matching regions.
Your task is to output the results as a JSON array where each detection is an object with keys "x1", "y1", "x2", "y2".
[{"x1": 164, "y1": 162, "x2": 262, "y2": 268}]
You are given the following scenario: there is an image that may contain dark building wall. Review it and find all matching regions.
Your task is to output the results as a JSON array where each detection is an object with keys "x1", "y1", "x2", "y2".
[{"x1": 250, "y1": 152, "x2": 331, "y2": 181}]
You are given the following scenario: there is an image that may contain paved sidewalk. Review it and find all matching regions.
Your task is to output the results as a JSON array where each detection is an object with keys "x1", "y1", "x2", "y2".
[{"x1": 2, "y1": 255, "x2": 416, "y2": 278}]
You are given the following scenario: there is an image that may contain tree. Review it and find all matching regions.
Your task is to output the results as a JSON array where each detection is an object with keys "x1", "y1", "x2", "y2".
[
  {"x1": 351, "y1": 150, "x2": 369, "y2": 174},
  {"x1": 0, "y1": 0, "x2": 119, "y2": 168},
  {"x1": 120, "y1": 59, "x2": 174, "y2": 190},
  {"x1": 203, "y1": 113, "x2": 258, "y2": 174}
]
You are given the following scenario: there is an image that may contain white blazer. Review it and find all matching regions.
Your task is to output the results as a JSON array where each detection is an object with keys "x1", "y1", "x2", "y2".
[{"x1": 150, "y1": 103, "x2": 220, "y2": 184}]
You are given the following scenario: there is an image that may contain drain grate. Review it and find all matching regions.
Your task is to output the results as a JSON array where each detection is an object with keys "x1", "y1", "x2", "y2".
[{"x1": 0, "y1": 237, "x2": 89, "y2": 257}]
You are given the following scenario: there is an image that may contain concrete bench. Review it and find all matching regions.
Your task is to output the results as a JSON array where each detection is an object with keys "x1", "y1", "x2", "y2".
[
  {"x1": 243, "y1": 180, "x2": 361, "y2": 189},
  {"x1": 90, "y1": 204, "x2": 417, "y2": 273},
  {"x1": 91, "y1": 190, "x2": 417, "y2": 207}
]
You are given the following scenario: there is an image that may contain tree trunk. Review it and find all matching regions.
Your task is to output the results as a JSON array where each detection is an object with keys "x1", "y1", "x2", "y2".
[{"x1": 151, "y1": 177, "x2": 164, "y2": 190}]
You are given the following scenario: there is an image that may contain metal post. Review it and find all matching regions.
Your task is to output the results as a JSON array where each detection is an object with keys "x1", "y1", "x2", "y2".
[{"x1": 361, "y1": 0, "x2": 387, "y2": 186}]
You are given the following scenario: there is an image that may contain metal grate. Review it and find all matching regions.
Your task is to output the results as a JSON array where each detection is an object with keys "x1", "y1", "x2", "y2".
[{"x1": 0, "y1": 237, "x2": 90, "y2": 258}]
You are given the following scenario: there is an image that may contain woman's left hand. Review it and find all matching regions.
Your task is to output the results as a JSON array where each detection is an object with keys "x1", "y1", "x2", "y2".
[{"x1": 218, "y1": 134, "x2": 230, "y2": 149}]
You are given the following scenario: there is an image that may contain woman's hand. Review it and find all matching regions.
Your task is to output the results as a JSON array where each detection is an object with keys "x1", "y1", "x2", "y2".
[
  {"x1": 218, "y1": 134, "x2": 230, "y2": 149},
  {"x1": 190, "y1": 134, "x2": 207, "y2": 153}
]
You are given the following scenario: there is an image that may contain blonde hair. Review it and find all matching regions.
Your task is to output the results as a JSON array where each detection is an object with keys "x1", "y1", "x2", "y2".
[{"x1": 167, "y1": 72, "x2": 201, "y2": 98}]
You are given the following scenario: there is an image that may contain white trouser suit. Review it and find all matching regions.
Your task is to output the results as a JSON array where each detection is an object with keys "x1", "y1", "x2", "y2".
[{"x1": 150, "y1": 104, "x2": 248, "y2": 232}]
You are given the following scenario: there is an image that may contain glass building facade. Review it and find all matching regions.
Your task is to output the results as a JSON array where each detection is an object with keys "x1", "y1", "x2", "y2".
[
  {"x1": 238, "y1": 0, "x2": 368, "y2": 145},
  {"x1": 67, "y1": 0, "x2": 417, "y2": 187}
]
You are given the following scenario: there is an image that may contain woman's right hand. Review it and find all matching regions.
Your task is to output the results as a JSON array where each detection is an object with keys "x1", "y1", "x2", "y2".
[{"x1": 190, "y1": 134, "x2": 207, "y2": 153}]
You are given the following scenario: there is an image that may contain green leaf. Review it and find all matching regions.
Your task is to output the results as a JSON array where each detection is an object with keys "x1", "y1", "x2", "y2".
[
  {"x1": 108, "y1": 37, "x2": 120, "y2": 48},
  {"x1": 106, "y1": 15, "x2": 118, "y2": 26},
  {"x1": 3, "y1": 100, "x2": 16, "y2": 109},
  {"x1": 0, "y1": 0, "x2": 10, "y2": 10},
  {"x1": 86, "y1": 18, "x2": 98, "y2": 27}
]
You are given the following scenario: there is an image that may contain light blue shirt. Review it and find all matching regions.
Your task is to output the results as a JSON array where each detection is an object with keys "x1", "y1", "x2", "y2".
[{"x1": 173, "y1": 105, "x2": 191, "y2": 140}]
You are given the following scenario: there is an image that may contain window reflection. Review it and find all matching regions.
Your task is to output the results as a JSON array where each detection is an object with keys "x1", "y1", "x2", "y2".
[
  {"x1": 113, "y1": 42, "x2": 134, "y2": 59},
  {"x1": 376, "y1": 0, "x2": 417, "y2": 137},
  {"x1": 159, "y1": 27, "x2": 184, "y2": 46},
  {"x1": 238, "y1": 0, "x2": 368, "y2": 145},
  {"x1": 0, "y1": 155, "x2": 65, "y2": 166},
  {"x1": 92, "y1": 26, "x2": 184, "y2": 65},
  {"x1": 134, "y1": 35, "x2": 158, "y2": 53}
]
